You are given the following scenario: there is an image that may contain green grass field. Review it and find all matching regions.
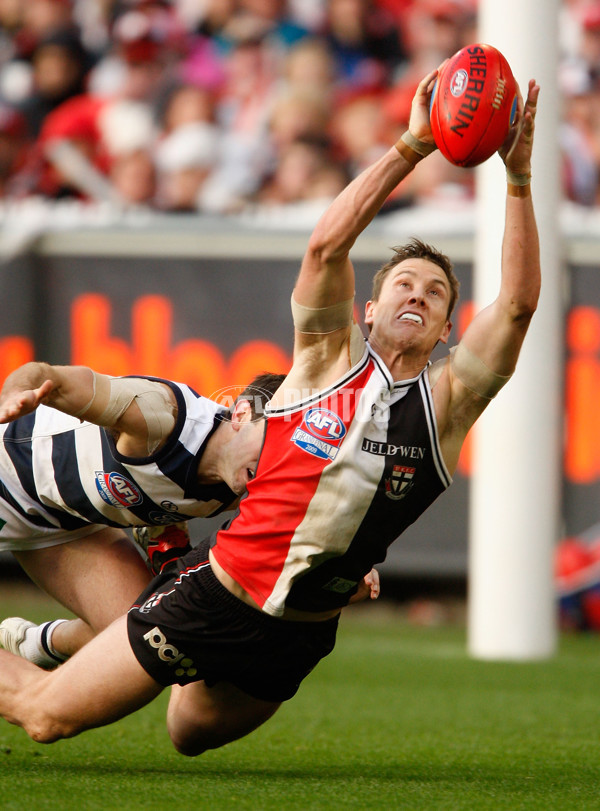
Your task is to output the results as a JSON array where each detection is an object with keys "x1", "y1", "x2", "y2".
[{"x1": 0, "y1": 586, "x2": 599, "y2": 810}]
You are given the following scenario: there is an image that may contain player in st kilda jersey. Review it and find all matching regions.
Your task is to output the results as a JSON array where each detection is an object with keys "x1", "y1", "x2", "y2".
[{"x1": 0, "y1": 68, "x2": 540, "y2": 757}]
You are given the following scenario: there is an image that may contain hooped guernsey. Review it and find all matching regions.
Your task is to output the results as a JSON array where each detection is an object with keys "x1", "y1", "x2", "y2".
[
  {"x1": 0, "y1": 378, "x2": 237, "y2": 551},
  {"x1": 211, "y1": 341, "x2": 452, "y2": 617}
]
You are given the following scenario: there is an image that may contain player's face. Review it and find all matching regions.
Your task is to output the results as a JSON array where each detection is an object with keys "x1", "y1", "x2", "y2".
[
  {"x1": 226, "y1": 403, "x2": 266, "y2": 496},
  {"x1": 364, "y1": 258, "x2": 452, "y2": 354}
]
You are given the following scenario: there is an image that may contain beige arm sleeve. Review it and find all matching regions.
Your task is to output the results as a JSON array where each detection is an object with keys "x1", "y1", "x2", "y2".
[
  {"x1": 291, "y1": 294, "x2": 366, "y2": 366},
  {"x1": 79, "y1": 375, "x2": 176, "y2": 454},
  {"x1": 428, "y1": 356, "x2": 448, "y2": 388},
  {"x1": 72, "y1": 370, "x2": 97, "y2": 418},
  {"x1": 450, "y1": 343, "x2": 512, "y2": 400},
  {"x1": 291, "y1": 294, "x2": 354, "y2": 334}
]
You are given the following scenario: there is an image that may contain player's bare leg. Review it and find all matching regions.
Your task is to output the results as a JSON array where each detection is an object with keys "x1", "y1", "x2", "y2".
[
  {"x1": 41, "y1": 618, "x2": 94, "y2": 659},
  {"x1": 11, "y1": 528, "x2": 152, "y2": 658},
  {"x1": 166, "y1": 681, "x2": 281, "y2": 756},
  {"x1": 0, "y1": 615, "x2": 162, "y2": 742}
]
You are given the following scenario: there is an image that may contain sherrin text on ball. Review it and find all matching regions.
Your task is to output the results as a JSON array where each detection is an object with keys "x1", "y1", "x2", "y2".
[{"x1": 430, "y1": 43, "x2": 518, "y2": 167}]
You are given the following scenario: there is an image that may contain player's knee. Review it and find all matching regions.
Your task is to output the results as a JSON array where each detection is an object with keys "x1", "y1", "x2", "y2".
[
  {"x1": 21, "y1": 704, "x2": 81, "y2": 744},
  {"x1": 168, "y1": 717, "x2": 261, "y2": 756},
  {"x1": 27, "y1": 717, "x2": 78, "y2": 743},
  {"x1": 23, "y1": 715, "x2": 64, "y2": 743},
  {"x1": 166, "y1": 695, "x2": 213, "y2": 756},
  {"x1": 170, "y1": 734, "x2": 208, "y2": 757},
  {"x1": 167, "y1": 715, "x2": 223, "y2": 756},
  {"x1": 26, "y1": 721, "x2": 62, "y2": 744}
]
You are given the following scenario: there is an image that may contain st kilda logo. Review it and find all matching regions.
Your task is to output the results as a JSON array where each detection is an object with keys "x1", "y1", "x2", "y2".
[{"x1": 385, "y1": 465, "x2": 416, "y2": 501}]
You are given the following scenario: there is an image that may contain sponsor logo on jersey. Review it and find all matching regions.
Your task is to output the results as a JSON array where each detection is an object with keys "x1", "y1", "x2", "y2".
[
  {"x1": 385, "y1": 465, "x2": 416, "y2": 500},
  {"x1": 362, "y1": 438, "x2": 426, "y2": 459},
  {"x1": 148, "y1": 510, "x2": 181, "y2": 525},
  {"x1": 323, "y1": 576, "x2": 358, "y2": 594},
  {"x1": 291, "y1": 408, "x2": 347, "y2": 461},
  {"x1": 95, "y1": 471, "x2": 143, "y2": 508},
  {"x1": 139, "y1": 590, "x2": 172, "y2": 613},
  {"x1": 143, "y1": 626, "x2": 197, "y2": 677}
]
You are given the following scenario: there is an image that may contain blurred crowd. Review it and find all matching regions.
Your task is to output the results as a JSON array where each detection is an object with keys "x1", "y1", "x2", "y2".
[{"x1": 0, "y1": 0, "x2": 597, "y2": 215}]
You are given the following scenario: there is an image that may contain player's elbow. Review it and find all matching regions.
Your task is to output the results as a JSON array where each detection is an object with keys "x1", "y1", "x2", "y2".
[
  {"x1": 512, "y1": 296, "x2": 538, "y2": 325},
  {"x1": 504, "y1": 286, "x2": 539, "y2": 326},
  {"x1": 305, "y1": 228, "x2": 351, "y2": 268}
]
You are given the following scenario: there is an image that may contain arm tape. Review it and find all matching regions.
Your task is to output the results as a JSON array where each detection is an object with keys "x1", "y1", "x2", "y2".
[
  {"x1": 292, "y1": 295, "x2": 366, "y2": 365},
  {"x1": 73, "y1": 369, "x2": 97, "y2": 417},
  {"x1": 349, "y1": 322, "x2": 368, "y2": 366},
  {"x1": 97, "y1": 377, "x2": 176, "y2": 452},
  {"x1": 291, "y1": 294, "x2": 354, "y2": 334},
  {"x1": 396, "y1": 131, "x2": 437, "y2": 157},
  {"x1": 450, "y1": 343, "x2": 512, "y2": 400}
]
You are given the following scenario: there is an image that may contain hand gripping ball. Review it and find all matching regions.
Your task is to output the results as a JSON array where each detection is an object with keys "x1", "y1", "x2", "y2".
[{"x1": 430, "y1": 43, "x2": 518, "y2": 167}]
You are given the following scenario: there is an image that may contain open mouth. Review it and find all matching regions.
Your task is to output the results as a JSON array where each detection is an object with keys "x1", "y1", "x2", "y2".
[{"x1": 399, "y1": 312, "x2": 423, "y2": 325}]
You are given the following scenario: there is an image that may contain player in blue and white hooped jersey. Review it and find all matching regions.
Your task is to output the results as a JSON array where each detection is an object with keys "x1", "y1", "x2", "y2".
[
  {"x1": 0, "y1": 366, "x2": 283, "y2": 667},
  {"x1": 0, "y1": 381, "x2": 242, "y2": 541}
]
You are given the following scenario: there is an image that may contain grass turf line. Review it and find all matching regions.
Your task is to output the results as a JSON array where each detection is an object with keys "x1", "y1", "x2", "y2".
[{"x1": 0, "y1": 589, "x2": 598, "y2": 809}]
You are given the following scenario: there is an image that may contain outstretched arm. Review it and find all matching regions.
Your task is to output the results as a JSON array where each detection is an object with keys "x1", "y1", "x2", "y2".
[
  {"x1": 293, "y1": 68, "x2": 440, "y2": 316},
  {"x1": 0, "y1": 362, "x2": 96, "y2": 423},
  {"x1": 284, "y1": 68, "x2": 441, "y2": 392},
  {"x1": 0, "y1": 362, "x2": 176, "y2": 455},
  {"x1": 448, "y1": 81, "x2": 541, "y2": 407}
]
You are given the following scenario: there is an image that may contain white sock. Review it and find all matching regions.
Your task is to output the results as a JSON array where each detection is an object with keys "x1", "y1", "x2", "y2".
[{"x1": 21, "y1": 619, "x2": 69, "y2": 668}]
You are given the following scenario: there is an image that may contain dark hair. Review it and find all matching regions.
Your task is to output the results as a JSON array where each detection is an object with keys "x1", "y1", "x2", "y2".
[
  {"x1": 232, "y1": 372, "x2": 286, "y2": 419},
  {"x1": 370, "y1": 238, "x2": 460, "y2": 319}
]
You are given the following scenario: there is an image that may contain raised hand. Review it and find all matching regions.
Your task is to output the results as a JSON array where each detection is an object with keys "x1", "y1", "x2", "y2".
[
  {"x1": 0, "y1": 379, "x2": 54, "y2": 423},
  {"x1": 500, "y1": 79, "x2": 539, "y2": 178},
  {"x1": 407, "y1": 67, "x2": 443, "y2": 144}
]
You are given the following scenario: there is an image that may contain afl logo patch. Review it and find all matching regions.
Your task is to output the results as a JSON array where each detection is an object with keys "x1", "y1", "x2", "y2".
[
  {"x1": 450, "y1": 68, "x2": 468, "y2": 97},
  {"x1": 291, "y1": 408, "x2": 346, "y2": 461},
  {"x1": 95, "y1": 471, "x2": 143, "y2": 508}
]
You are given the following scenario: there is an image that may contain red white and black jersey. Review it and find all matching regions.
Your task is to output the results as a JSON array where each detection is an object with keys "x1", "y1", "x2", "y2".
[{"x1": 211, "y1": 343, "x2": 452, "y2": 616}]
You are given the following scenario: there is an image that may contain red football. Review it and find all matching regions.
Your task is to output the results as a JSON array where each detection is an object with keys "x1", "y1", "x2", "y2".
[{"x1": 430, "y1": 43, "x2": 518, "y2": 167}]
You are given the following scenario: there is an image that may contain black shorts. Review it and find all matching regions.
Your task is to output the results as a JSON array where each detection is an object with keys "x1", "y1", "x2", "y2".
[{"x1": 127, "y1": 541, "x2": 339, "y2": 703}]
